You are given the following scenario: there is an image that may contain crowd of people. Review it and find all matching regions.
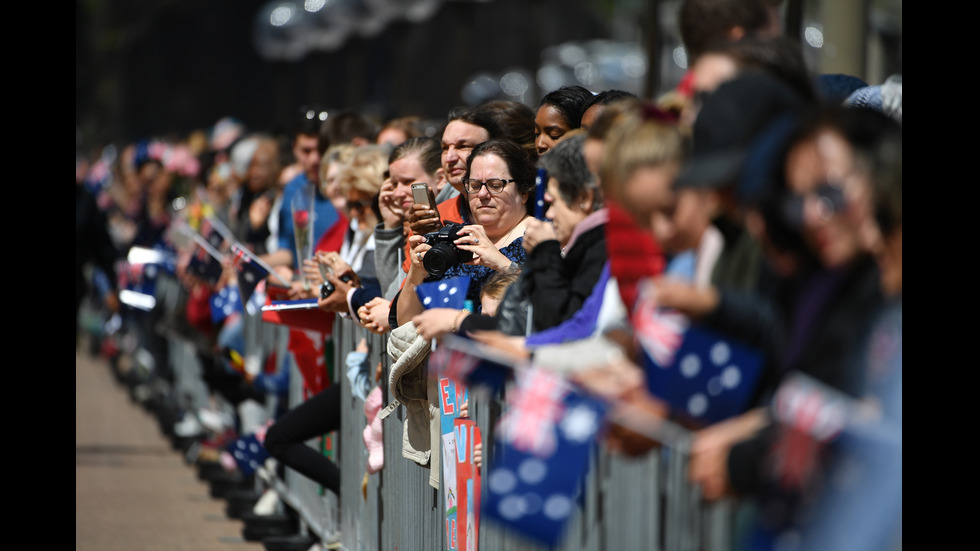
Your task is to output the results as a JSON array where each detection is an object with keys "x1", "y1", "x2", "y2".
[{"x1": 77, "y1": 1, "x2": 901, "y2": 548}]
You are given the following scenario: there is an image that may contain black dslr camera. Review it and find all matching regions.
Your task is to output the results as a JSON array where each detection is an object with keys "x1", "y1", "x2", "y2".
[
  {"x1": 320, "y1": 273, "x2": 355, "y2": 299},
  {"x1": 422, "y1": 221, "x2": 474, "y2": 278}
]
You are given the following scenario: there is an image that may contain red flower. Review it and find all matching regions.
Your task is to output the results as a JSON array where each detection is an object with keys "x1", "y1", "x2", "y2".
[{"x1": 294, "y1": 210, "x2": 310, "y2": 229}]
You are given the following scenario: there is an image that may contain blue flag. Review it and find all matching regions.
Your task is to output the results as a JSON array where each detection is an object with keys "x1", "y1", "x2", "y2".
[
  {"x1": 230, "y1": 243, "x2": 269, "y2": 307},
  {"x1": 210, "y1": 284, "x2": 243, "y2": 324},
  {"x1": 415, "y1": 276, "x2": 471, "y2": 310},
  {"x1": 428, "y1": 334, "x2": 514, "y2": 397},
  {"x1": 187, "y1": 220, "x2": 225, "y2": 286},
  {"x1": 228, "y1": 433, "x2": 271, "y2": 477},
  {"x1": 482, "y1": 367, "x2": 607, "y2": 547},
  {"x1": 632, "y1": 282, "x2": 763, "y2": 427}
]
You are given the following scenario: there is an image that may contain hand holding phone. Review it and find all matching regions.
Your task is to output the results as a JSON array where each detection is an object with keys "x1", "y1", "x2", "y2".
[
  {"x1": 411, "y1": 183, "x2": 437, "y2": 210},
  {"x1": 409, "y1": 183, "x2": 442, "y2": 235}
]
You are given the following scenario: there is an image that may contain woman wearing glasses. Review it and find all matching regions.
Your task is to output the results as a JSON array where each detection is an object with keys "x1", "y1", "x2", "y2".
[{"x1": 395, "y1": 139, "x2": 534, "y2": 326}]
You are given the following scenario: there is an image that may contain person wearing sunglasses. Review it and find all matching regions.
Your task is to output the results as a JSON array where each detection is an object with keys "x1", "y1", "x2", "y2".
[{"x1": 308, "y1": 145, "x2": 388, "y2": 320}]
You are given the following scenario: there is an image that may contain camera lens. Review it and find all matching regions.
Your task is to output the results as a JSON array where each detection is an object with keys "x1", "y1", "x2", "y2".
[{"x1": 423, "y1": 244, "x2": 456, "y2": 278}]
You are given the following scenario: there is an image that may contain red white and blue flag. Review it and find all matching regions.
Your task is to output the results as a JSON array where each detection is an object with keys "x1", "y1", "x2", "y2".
[
  {"x1": 230, "y1": 243, "x2": 269, "y2": 309},
  {"x1": 769, "y1": 372, "x2": 850, "y2": 491},
  {"x1": 187, "y1": 218, "x2": 225, "y2": 286},
  {"x1": 428, "y1": 334, "x2": 514, "y2": 396},
  {"x1": 482, "y1": 366, "x2": 608, "y2": 547},
  {"x1": 634, "y1": 279, "x2": 764, "y2": 427}
]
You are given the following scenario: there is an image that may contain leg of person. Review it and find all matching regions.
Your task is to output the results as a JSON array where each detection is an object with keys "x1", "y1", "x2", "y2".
[{"x1": 263, "y1": 383, "x2": 342, "y2": 494}]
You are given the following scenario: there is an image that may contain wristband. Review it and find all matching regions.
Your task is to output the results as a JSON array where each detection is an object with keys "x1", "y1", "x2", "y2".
[{"x1": 450, "y1": 309, "x2": 467, "y2": 333}]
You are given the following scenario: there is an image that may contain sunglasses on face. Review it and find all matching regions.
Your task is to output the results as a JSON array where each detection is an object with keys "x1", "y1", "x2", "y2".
[
  {"x1": 346, "y1": 199, "x2": 372, "y2": 210},
  {"x1": 782, "y1": 183, "x2": 847, "y2": 228}
]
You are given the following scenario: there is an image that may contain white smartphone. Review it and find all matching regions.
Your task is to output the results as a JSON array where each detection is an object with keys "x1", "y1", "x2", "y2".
[{"x1": 411, "y1": 183, "x2": 436, "y2": 209}]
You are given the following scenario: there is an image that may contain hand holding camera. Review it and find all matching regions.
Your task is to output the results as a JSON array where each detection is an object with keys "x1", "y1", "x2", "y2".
[
  {"x1": 418, "y1": 221, "x2": 513, "y2": 277},
  {"x1": 421, "y1": 221, "x2": 475, "y2": 277}
]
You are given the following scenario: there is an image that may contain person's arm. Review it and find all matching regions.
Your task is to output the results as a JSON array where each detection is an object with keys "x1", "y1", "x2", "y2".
[
  {"x1": 259, "y1": 244, "x2": 295, "y2": 269},
  {"x1": 373, "y1": 222, "x2": 407, "y2": 299},
  {"x1": 395, "y1": 235, "x2": 431, "y2": 325},
  {"x1": 348, "y1": 278, "x2": 382, "y2": 321}
]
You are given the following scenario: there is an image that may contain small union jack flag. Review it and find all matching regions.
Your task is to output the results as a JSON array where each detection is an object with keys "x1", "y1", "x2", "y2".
[
  {"x1": 769, "y1": 373, "x2": 849, "y2": 491},
  {"x1": 187, "y1": 219, "x2": 225, "y2": 286},
  {"x1": 496, "y1": 367, "x2": 569, "y2": 457},
  {"x1": 634, "y1": 279, "x2": 763, "y2": 427},
  {"x1": 428, "y1": 334, "x2": 513, "y2": 396},
  {"x1": 429, "y1": 340, "x2": 480, "y2": 384},
  {"x1": 483, "y1": 367, "x2": 608, "y2": 547},
  {"x1": 230, "y1": 243, "x2": 269, "y2": 306},
  {"x1": 633, "y1": 293, "x2": 689, "y2": 367}
]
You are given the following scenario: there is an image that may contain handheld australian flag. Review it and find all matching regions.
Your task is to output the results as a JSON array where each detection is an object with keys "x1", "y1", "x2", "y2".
[
  {"x1": 482, "y1": 366, "x2": 608, "y2": 547},
  {"x1": 633, "y1": 279, "x2": 764, "y2": 427},
  {"x1": 428, "y1": 333, "x2": 515, "y2": 397},
  {"x1": 230, "y1": 243, "x2": 269, "y2": 309},
  {"x1": 209, "y1": 284, "x2": 243, "y2": 325},
  {"x1": 227, "y1": 433, "x2": 271, "y2": 477},
  {"x1": 415, "y1": 276, "x2": 472, "y2": 310},
  {"x1": 187, "y1": 218, "x2": 225, "y2": 286}
]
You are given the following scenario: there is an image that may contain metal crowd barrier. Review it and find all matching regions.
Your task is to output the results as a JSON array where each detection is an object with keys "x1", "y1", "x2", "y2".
[
  {"x1": 144, "y1": 270, "x2": 739, "y2": 550},
  {"x1": 236, "y1": 307, "x2": 741, "y2": 551}
]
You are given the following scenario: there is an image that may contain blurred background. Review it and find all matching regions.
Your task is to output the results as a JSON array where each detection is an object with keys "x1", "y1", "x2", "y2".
[{"x1": 76, "y1": 0, "x2": 902, "y2": 148}]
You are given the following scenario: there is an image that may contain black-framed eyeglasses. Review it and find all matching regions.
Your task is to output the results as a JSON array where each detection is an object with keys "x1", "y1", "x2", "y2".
[{"x1": 463, "y1": 178, "x2": 515, "y2": 194}]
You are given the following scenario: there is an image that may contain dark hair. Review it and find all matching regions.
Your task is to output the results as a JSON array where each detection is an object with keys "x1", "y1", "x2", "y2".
[
  {"x1": 585, "y1": 89, "x2": 638, "y2": 111},
  {"x1": 538, "y1": 85, "x2": 595, "y2": 130},
  {"x1": 389, "y1": 136, "x2": 442, "y2": 177},
  {"x1": 323, "y1": 109, "x2": 378, "y2": 145},
  {"x1": 836, "y1": 107, "x2": 902, "y2": 235},
  {"x1": 679, "y1": 0, "x2": 772, "y2": 62},
  {"x1": 448, "y1": 105, "x2": 504, "y2": 140},
  {"x1": 759, "y1": 105, "x2": 901, "y2": 261},
  {"x1": 475, "y1": 100, "x2": 537, "y2": 163},
  {"x1": 294, "y1": 106, "x2": 326, "y2": 138},
  {"x1": 537, "y1": 134, "x2": 601, "y2": 209},
  {"x1": 465, "y1": 139, "x2": 537, "y2": 214}
]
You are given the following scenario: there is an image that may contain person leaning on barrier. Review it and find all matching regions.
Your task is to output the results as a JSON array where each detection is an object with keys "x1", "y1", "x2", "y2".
[
  {"x1": 521, "y1": 132, "x2": 608, "y2": 333},
  {"x1": 356, "y1": 136, "x2": 444, "y2": 336},
  {"x1": 395, "y1": 138, "x2": 535, "y2": 334},
  {"x1": 300, "y1": 145, "x2": 387, "y2": 321},
  {"x1": 683, "y1": 106, "x2": 892, "y2": 509},
  {"x1": 416, "y1": 131, "x2": 608, "y2": 340}
]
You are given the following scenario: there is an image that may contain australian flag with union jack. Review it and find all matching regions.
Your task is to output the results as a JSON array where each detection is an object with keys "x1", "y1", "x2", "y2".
[
  {"x1": 230, "y1": 242, "x2": 269, "y2": 307},
  {"x1": 633, "y1": 279, "x2": 764, "y2": 427},
  {"x1": 482, "y1": 366, "x2": 608, "y2": 547}
]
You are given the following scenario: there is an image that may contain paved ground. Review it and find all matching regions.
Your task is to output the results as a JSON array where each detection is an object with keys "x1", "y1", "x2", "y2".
[{"x1": 76, "y1": 340, "x2": 265, "y2": 551}]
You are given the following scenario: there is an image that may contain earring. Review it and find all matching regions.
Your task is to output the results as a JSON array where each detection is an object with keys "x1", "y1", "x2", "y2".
[{"x1": 580, "y1": 203, "x2": 588, "y2": 210}]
